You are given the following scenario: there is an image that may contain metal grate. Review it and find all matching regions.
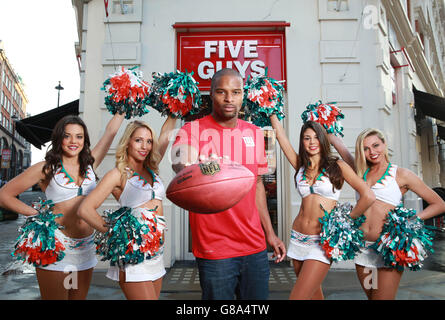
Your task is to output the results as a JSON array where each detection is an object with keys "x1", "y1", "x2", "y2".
[{"x1": 162, "y1": 263, "x2": 296, "y2": 292}]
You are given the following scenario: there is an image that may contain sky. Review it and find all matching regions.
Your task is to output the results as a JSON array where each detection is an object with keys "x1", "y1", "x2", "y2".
[{"x1": 0, "y1": 0, "x2": 80, "y2": 164}]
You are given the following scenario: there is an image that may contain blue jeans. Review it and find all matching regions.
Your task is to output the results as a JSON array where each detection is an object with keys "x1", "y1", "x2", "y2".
[{"x1": 196, "y1": 249, "x2": 270, "y2": 300}]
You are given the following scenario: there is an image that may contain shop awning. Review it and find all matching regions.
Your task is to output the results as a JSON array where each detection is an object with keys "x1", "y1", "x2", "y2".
[
  {"x1": 14, "y1": 100, "x2": 79, "y2": 149},
  {"x1": 414, "y1": 86, "x2": 445, "y2": 122}
]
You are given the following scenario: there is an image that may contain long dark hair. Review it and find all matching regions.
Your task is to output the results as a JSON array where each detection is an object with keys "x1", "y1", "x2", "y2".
[
  {"x1": 42, "y1": 115, "x2": 95, "y2": 184},
  {"x1": 295, "y1": 121, "x2": 344, "y2": 191}
]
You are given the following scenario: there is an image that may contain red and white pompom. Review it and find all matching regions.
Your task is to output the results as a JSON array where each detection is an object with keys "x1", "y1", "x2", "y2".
[
  {"x1": 102, "y1": 66, "x2": 150, "y2": 119},
  {"x1": 12, "y1": 200, "x2": 66, "y2": 267},
  {"x1": 301, "y1": 101, "x2": 345, "y2": 136}
]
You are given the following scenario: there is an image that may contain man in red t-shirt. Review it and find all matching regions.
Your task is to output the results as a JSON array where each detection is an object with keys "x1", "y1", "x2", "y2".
[{"x1": 171, "y1": 68, "x2": 285, "y2": 300}]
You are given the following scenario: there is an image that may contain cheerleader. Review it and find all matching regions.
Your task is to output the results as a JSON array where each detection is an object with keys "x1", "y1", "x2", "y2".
[
  {"x1": 269, "y1": 115, "x2": 375, "y2": 300},
  {"x1": 0, "y1": 113, "x2": 125, "y2": 299},
  {"x1": 329, "y1": 128, "x2": 445, "y2": 299},
  {"x1": 78, "y1": 116, "x2": 176, "y2": 300}
]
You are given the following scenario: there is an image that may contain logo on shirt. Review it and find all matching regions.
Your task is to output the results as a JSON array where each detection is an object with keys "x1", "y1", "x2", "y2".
[{"x1": 242, "y1": 136, "x2": 255, "y2": 147}]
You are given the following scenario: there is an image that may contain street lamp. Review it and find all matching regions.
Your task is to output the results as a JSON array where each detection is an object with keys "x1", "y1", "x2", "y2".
[{"x1": 55, "y1": 81, "x2": 64, "y2": 108}]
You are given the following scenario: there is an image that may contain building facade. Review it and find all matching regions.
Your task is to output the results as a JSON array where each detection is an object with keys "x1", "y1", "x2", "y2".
[
  {"x1": 0, "y1": 41, "x2": 31, "y2": 183},
  {"x1": 72, "y1": 0, "x2": 445, "y2": 268}
]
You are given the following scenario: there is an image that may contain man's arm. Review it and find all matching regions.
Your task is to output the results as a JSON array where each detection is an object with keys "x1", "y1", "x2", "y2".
[{"x1": 255, "y1": 175, "x2": 286, "y2": 263}]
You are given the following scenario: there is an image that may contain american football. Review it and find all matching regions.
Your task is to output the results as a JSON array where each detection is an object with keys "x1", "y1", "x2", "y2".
[{"x1": 166, "y1": 159, "x2": 255, "y2": 213}]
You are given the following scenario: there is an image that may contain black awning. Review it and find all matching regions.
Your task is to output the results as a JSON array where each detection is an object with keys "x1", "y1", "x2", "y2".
[
  {"x1": 414, "y1": 86, "x2": 445, "y2": 121},
  {"x1": 15, "y1": 100, "x2": 79, "y2": 149}
]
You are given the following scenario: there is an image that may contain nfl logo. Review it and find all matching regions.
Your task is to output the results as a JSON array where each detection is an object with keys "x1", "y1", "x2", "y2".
[{"x1": 199, "y1": 161, "x2": 221, "y2": 176}]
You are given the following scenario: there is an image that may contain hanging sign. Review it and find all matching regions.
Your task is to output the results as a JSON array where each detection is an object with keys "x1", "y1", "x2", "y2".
[{"x1": 177, "y1": 31, "x2": 287, "y2": 91}]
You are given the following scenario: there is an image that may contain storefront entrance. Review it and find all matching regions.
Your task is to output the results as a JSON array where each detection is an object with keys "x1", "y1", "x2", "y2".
[{"x1": 175, "y1": 24, "x2": 288, "y2": 261}]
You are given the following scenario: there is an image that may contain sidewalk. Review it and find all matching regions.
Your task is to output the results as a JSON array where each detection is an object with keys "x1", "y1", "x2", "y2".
[
  {"x1": 1, "y1": 261, "x2": 445, "y2": 300},
  {"x1": 157, "y1": 261, "x2": 445, "y2": 300}
]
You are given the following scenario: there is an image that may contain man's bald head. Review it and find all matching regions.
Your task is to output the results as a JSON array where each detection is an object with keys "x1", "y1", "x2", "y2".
[{"x1": 210, "y1": 68, "x2": 243, "y2": 94}]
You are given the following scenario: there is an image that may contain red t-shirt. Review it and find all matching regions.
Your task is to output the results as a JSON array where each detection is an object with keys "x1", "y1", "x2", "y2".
[{"x1": 173, "y1": 115, "x2": 268, "y2": 259}]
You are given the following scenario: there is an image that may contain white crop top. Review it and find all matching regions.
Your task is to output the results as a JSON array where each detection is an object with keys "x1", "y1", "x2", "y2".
[
  {"x1": 295, "y1": 167, "x2": 341, "y2": 201},
  {"x1": 118, "y1": 167, "x2": 165, "y2": 208},
  {"x1": 361, "y1": 163, "x2": 402, "y2": 207},
  {"x1": 45, "y1": 164, "x2": 97, "y2": 204}
]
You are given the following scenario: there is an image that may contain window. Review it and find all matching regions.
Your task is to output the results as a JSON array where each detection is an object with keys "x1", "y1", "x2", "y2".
[
  {"x1": 415, "y1": 20, "x2": 425, "y2": 51},
  {"x1": 387, "y1": 20, "x2": 400, "y2": 51},
  {"x1": 406, "y1": 0, "x2": 411, "y2": 22},
  {"x1": 327, "y1": 0, "x2": 349, "y2": 12},
  {"x1": 112, "y1": 0, "x2": 134, "y2": 14},
  {"x1": 390, "y1": 63, "x2": 397, "y2": 105}
]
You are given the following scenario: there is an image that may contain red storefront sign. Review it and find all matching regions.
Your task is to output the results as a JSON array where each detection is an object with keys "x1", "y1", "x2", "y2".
[{"x1": 177, "y1": 31, "x2": 287, "y2": 91}]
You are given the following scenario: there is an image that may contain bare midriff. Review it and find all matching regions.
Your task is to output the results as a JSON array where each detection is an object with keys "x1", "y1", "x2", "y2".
[{"x1": 292, "y1": 194, "x2": 337, "y2": 235}]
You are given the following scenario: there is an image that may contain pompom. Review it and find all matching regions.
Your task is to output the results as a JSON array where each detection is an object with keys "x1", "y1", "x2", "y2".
[
  {"x1": 371, "y1": 205, "x2": 435, "y2": 271},
  {"x1": 301, "y1": 101, "x2": 345, "y2": 136},
  {"x1": 144, "y1": 70, "x2": 202, "y2": 119},
  {"x1": 101, "y1": 66, "x2": 150, "y2": 119},
  {"x1": 95, "y1": 206, "x2": 165, "y2": 268},
  {"x1": 243, "y1": 71, "x2": 285, "y2": 127},
  {"x1": 12, "y1": 200, "x2": 65, "y2": 267},
  {"x1": 319, "y1": 202, "x2": 366, "y2": 262}
]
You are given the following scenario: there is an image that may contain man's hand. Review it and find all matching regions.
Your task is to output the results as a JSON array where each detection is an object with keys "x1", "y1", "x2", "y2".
[{"x1": 267, "y1": 233, "x2": 286, "y2": 263}]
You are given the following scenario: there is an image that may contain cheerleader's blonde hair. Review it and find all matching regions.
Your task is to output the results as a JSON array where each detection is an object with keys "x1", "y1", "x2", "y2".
[{"x1": 115, "y1": 120, "x2": 161, "y2": 176}]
